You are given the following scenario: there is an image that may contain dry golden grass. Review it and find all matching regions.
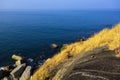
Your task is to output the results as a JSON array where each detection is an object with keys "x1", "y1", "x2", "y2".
[{"x1": 32, "y1": 23, "x2": 120, "y2": 80}]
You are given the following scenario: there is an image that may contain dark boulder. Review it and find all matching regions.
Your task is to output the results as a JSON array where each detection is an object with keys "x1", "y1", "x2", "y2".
[{"x1": 0, "y1": 69, "x2": 10, "y2": 79}]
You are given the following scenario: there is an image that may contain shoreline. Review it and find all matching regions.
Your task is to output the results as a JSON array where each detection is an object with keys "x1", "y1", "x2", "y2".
[
  {"x1": 0, "y1": 23, "x2": 120, "y2": 80},
  {"x1": 32, "y1": 23, "x2": 120, "y2": 80}
]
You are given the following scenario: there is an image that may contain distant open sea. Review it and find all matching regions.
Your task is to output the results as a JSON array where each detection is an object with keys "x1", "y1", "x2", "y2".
[{"x1": 0, "y1": 10, "x2": 120, "y2": 66}]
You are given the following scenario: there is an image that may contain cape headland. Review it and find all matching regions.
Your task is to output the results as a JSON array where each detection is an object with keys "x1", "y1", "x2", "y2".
[
  {"x1": 0, "y1": 23, "x2": 120, "y2": 80},
  {"x1": 32, "y1": 23, "x2": 120, "y2": 80}
]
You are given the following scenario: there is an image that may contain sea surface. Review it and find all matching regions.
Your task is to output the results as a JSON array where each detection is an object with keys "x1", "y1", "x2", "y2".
[{"x1": 0, "y1": 10, "x2": 120, "y2": 66}]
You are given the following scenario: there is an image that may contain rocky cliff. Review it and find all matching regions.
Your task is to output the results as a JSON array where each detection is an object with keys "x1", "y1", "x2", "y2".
[
  {"x1": 32, "y1": 23, "x2": 120, "y2": 80},
  {"x1": 52, "y1": 46, "x2": 120, "y2": 80},
  {"x1": 1, "y1": 24, "x2": 120, "y2": 80}
]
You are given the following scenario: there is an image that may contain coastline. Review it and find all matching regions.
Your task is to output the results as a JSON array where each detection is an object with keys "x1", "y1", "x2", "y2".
[
  {"x1": 32, "y1": 23, "x2": 120, "y2": 80},
  {"x1": 0, "y1": 23, "x2": 120, "y2": 80}
]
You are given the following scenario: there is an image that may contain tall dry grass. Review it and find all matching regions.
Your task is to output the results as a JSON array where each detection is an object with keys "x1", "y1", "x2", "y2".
[{"x1": 32, "y1": 23, "x2": 120, "y2": 80}]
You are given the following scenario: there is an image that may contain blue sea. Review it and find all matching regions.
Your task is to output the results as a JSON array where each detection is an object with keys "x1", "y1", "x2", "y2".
[{"x1": 0, "y1": 10, "x2": 120, "y2": 66}]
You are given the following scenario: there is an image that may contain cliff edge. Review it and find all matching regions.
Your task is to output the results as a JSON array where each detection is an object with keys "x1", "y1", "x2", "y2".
[{"x1": 32, "y1": 23, "x2": 120, "y2": 80}]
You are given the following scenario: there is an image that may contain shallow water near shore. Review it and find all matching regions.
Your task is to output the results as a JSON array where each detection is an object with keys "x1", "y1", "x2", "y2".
[{"x1": 0, "y1": 10, "x2": 120, "y2": 66}]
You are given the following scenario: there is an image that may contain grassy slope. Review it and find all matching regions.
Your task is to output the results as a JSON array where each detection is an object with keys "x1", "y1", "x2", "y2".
[{"x1": 32, "y1": 23, "x2": 120, "y2": 80}]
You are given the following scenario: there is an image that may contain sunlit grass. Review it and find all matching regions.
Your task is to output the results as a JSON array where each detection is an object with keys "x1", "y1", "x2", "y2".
[{"x1": 32, "y1": 23, "x2": 120, "y2": 80}]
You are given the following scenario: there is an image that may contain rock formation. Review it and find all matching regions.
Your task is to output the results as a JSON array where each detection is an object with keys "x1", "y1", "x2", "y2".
[{"x1": 0, "y1": 55, "x2": 34, "y2": 80}]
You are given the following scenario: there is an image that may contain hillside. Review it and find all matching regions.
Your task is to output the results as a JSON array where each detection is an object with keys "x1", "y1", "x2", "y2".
[
  {"x1": 52, "y1": 46, "x2": 120, "y2": 80},
  {"x1": 32, "y1": 23, "x2": 120, "y2": 80}
]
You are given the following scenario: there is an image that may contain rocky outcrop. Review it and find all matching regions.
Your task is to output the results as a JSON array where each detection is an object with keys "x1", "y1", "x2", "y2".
[
  {"x1": 11, "y1": 64, "x2": 27, "y2": 80},
  {"x1": 51, "y1": 43, "x2": 58, "y2": 49},
  {"x1": 20, "y1": 66, "x2": 32, "y2": 80},
  {"x1": 0, "y1": 55, "x2": 34, "y2": 80},
  {"x1": 1, "y1": 46, "x2": 120, "y2": 80},
  {"x1": 51, "y1": 46, "x2": 120, "y2": 80}
]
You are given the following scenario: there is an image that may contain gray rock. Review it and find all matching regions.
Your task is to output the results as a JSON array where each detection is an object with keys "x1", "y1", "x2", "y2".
[
  {"x1": 20, "y1": 66, "x2": 32, "y2": 80},
  {"x1": 10, "y1": 64, "x2": 26, "y2": 79},
  {"x1": 52, "y1": 46, "x2": 120, "y2": 80}
]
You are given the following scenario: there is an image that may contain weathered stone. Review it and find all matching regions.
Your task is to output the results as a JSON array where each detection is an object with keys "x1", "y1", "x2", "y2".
[
  {"x1": 52, "y1": 46, "x2": 120, "y2": 80},
  {"x1": 20, "y1": 66, "x2": 32, "y2": 80},
  {"x1": 15, "y1": 59, "x2": 28, "y2": 66},
  {"x1": 15, "y1": 60, "x2": 22, "y2": 66},
  {"x1": 51, "y1": 43, "x2": 58, "y2": 49},
  {"x1": 12, "y1": 55, "x2": 23, "y2": 61},
  {"x1": 2, "y1": 66, "x2": 9, "y2": 71},
  {"x1": 10, "y1": 64, "x2": 26, "y2": 79}
]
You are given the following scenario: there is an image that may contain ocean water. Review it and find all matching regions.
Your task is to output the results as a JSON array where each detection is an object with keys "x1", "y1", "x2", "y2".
[{"x1": 0, "y1": 10, "x2": 120, "y2": 66}]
